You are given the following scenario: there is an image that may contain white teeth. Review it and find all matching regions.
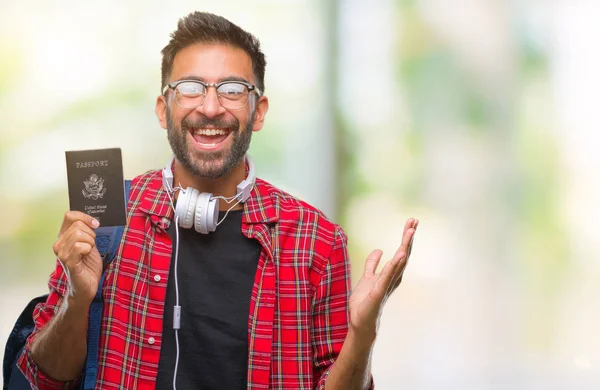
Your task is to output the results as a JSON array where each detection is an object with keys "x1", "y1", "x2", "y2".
[{"x1": 194, "y1": 128, "x2": 227, "y2": 136}]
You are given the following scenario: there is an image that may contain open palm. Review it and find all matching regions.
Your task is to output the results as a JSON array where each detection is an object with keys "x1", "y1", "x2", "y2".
[{"x1": 349, "y1": 218, "x2": 418, "y2": 337}]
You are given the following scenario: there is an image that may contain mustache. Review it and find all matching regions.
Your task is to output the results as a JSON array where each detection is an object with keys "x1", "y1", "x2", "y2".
[{"x1": 181, "y1": 116, "x2": 238, "y2": 130}]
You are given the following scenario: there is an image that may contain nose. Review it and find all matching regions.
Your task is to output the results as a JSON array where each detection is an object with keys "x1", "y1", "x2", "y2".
[{"x1": 196, "y1": 86, "x2": 227, "y2": 118}]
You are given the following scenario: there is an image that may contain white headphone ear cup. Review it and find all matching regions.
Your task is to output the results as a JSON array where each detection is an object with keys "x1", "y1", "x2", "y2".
[
  {"x1": 175, "y1": 187, "x2": 199, "y2": 229},
  {"x1": 194, "y1": 193, "x2": 219, "y2": 234},
  {"x1": 206, "y1": 197, "x2": 219, "y2": 233}
]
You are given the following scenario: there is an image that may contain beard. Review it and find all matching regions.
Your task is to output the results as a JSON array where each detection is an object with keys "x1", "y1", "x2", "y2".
[{"x1": 166, "y1": 108, "x2": 254, "y2": 179}]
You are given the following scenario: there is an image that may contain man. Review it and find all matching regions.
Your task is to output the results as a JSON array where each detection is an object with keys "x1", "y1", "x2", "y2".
[{"x1": 18, "y1": 11, "x2": 418, "y2": 390}]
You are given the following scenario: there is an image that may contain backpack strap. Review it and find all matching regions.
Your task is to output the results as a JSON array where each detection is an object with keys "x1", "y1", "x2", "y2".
[
  {"x1": 82, "y1": 179, "x2": 131, "y2": 390},
  {"x1": 3, "y1": 295, "x2": 48, "y2": 390},
  {"x1": 94, "y1": 179, "x2": 131, "y2": 266}
]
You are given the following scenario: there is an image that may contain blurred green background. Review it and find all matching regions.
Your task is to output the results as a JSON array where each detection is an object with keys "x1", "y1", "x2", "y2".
[{"x1": 1, "y1": 1, "x2": 598, "y2": 388}]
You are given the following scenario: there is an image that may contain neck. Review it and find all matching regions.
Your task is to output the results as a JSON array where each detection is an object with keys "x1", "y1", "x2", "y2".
[{"x1": 172, "y1": 157, "x2": 247, "y2": 211}]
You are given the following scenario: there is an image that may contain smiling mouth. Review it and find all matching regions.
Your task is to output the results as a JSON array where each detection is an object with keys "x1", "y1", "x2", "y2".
[{"x1": 189, "y1": 127, "x2": 231, "y2": 148}]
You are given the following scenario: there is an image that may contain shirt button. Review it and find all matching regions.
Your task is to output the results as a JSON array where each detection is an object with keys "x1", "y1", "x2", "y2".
[
  {"x1": 148, "y1": 337, "x2": 155, "y2": 345},
  {"x1": 162, "y1": 217, "x2": 170, "y2": 228},
  {"x1": 154, "y1": 274, "x2": 161, "y2": 282}
]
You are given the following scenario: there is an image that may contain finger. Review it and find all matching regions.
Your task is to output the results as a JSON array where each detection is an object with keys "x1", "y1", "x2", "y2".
[
  {"x1": 58, "y1": 243, "x2": 95, "y2": 279},
  {"x1": 62, "y1": 242, "x2": 94, "y2": 277},
  {"x1": 408, "y1": 219, "x2": 419, "y2": 255},
  {"x1": 407, "y1": 233, "x2": 415, "y2": 258},
  {"x1": 55, "y1": 227, "x2": 96, "y2": 266},
  {"x1": 388, "y1": 256, "x2": 408, "y2": 294},
  {"x1": 385, "y1": 251, "x2": 408, "y2": 298},
  {"x1": 400, "y1": 218, "x2": 419, "y2": 241},
  {"x1": 65, "y1": 228, "x2": 96, "y2": 251},
  {"x1": 393, "y1": 227, "x2": 416, "y2": 260},
  {"x1": 391, "y1": 271, "x2": 405, "y2": 292},
  {"x1": 57, "y1": 235, "x2": 95, "y2": 266},
  {"x1": 64, "y1": 220, "x2": 97, "y2": 242},
  {"x1": 363, "y1": 249, "x2": 383, "y2": 278},
  {"x1": 59, "y1": 211, "x2": 100, "y2": 236},
  {"x1": 67, "y1": 241, "x2": 94, "y2": 260},
  {"x1": 400, "y1": 217, "x2": 418, "y2": 249},
  {"x1": 376, "y1": 256, "x2": 402, "y2": 298},
  {"x1": 390, "y1": 237, "x2": 418, "y2": 294},
  {"x1": 390, "y1": 261, "x2": 409, "y2": 293},
  {"x1": 402, "y1": 218, "x2": 414, "y2": 237},
  {"x1": 406, "y1": 219, "x2": 419, "y2": 257},
  {"x1": 54, "y1": 221, "x2": 96, "y2": 255},
  {"x1": 388, "y1": 221, "x2": 419, "y2": 296},
  {"x1": 395, "y1": 220, "x2": 413, "y2": 259}
]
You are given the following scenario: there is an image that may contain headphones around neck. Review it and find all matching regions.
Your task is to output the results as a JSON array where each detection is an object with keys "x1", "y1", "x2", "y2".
[{"x1": 161, "y1": 154, "x2": 256, "y2": 234}]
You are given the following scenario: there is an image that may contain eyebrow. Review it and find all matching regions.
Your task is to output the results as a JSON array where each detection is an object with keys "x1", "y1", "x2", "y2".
[{"x1": 175, "y1": 75, "x2": 252, "y2": 84}]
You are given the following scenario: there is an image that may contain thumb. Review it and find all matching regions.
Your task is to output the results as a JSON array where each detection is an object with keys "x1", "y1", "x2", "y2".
[{"x1": 364, "y1": 249, "x2": 383, "y2": 278}]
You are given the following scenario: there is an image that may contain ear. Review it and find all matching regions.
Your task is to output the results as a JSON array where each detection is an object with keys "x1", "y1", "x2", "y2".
[
  {"x1": 156, "y1": 95, "x2": 168, "y2": 129},
  {"x1": 252, "y1": 95, "x2": 269, "y2": 132}
]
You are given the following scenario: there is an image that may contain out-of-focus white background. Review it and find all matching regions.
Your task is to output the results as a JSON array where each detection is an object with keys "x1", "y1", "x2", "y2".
[{"x1": 1, "y1": 1, "x2": 598, "y2": 388}]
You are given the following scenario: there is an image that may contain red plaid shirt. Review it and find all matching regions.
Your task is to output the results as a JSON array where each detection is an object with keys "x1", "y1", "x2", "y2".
[{"x1": 19, "y1": 169, "x2": 359, "y2": 389}]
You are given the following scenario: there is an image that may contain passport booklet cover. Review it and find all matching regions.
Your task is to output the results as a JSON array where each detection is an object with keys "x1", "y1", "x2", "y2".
[{"x1": 65, "y1": 148, "x2": 126, "y2": 227}]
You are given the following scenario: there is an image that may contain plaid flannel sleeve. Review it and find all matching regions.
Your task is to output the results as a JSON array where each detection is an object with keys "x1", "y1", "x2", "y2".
[{"x1": 313, "y1": 226, "x2": 374, "y2": 390}]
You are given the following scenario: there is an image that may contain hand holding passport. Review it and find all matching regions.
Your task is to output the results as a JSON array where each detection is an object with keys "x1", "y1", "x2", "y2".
[{"x1": 65, "y1": 148, "x2": 127, "y2": 227}]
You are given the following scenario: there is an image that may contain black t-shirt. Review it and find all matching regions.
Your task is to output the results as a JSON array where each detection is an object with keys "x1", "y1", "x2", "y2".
[{"x1": 156, "y1": 209, "x2": 261, "y2": 389}]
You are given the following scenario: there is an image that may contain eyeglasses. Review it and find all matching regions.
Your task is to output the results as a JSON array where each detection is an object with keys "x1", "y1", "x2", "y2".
[{"x1": 162, "y1": 79, "x2": 261, "y2": 110}]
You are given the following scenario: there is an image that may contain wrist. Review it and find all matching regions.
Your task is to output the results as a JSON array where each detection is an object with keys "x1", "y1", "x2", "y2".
[
  {"x1": 62, "y1": 294, "x2": 92, "y2": 315},
  {"x1": 347, "y1": 325, "x2": 377, "y2": 351}
]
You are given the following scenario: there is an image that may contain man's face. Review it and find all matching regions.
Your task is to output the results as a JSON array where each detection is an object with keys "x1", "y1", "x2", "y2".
[{"x1": 159, "y1": 43, "x2": 265, "y2": 179}]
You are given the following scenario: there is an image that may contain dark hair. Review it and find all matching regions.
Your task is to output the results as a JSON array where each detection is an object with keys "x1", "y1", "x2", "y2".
[{"x1": 161, "y1": 12, "x2": 266, "y2": 94}]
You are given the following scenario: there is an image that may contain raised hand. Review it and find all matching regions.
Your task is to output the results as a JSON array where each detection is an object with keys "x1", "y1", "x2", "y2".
[
  {"x1": 52, "y1": 211, "x2": 103, "y2": 305},
  {"x1": 348, "y1": 218, "x2": 418, "y2": 339}
]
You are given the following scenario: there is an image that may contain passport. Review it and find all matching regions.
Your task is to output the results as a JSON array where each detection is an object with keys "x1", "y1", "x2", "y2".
[{"x1": 65, "y1": 148, "x2": 126, "y2": 227}]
